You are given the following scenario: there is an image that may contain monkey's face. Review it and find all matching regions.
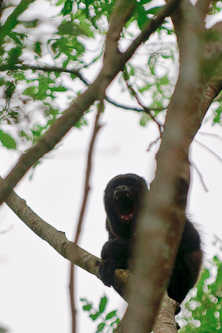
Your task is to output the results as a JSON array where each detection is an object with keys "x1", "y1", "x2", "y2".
[
  {"x1": 104, "y1": 174, "x2": 148, "y2": 239},
  {"x1": 113, "y1": 184, "x2": 137, "y2": 223}
]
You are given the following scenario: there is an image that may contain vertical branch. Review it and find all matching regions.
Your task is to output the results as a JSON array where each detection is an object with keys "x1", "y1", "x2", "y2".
[
  {"x1": 69, "y1": 105, "x2": 102, "y2": 333},
  {"x1": 121, "y1": 2, "x2": 212, "y2": 333}
]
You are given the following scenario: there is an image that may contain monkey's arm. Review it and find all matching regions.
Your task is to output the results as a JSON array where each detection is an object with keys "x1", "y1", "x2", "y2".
[{"x1": 99, "y1": 238, "x2": 130, "y2": 287}]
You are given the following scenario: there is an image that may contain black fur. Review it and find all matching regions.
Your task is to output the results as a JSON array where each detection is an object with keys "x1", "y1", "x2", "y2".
[{"x1": 99, "y1": 173, "x2": 202, "y2": 304}]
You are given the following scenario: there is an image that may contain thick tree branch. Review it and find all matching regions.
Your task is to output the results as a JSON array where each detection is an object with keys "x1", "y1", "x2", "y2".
[
  {"x1": 122, "y1": 0, "x2": 181, "y2": 64},
  {"x1": 196, "y1": 0, "x2": 211, "y2": 20},
  {"x1": 152, "y1": 293, "x2": 178, "y2": 333},
  {"x1": 0, "y1": 0, "x2": 181, "y2": 205},
  {"x1": 2, "y1": 176, "x2": 98, "y2": 270},
  {"x1": 4, "y1": 174, "x2": 180, "y2": 331},
  {"x1": 121, "y1": 2, "x2": 222, "y2": 332},
  {"x1": 117, "y1": 292, "x2": 178, "y2": 333},
  {"x1": 2, "y1": 175, "x2": 130, "y2": 298}
]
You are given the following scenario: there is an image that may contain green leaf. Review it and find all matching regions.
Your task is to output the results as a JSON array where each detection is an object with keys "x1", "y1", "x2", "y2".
[
  {"x1": 96, "y1": 322, "x2": 105, "y2": 332},
  {"x1": 80, "y1": 298, "x2": 93, "y2": 311},
  {"x1": 7, "y1": 46, "x2": 22, "y2": 66},
  {"x1": 89, "y1": 312, "x2": 100, "y2": 321},
  {"x1": 111, "y1": 318, "x2": 120, "y2": 327},
  {"x1": 8, "y1": 32, "x2": 23, "y2": 46},
  {"x1": 0, "y1": 130, "x2": 17, "y2": 149},
  {"x1": 105, "y1": 310, "x2": 117, "y2": 320},
  {"x1": 99, "y1": 296, "x2": 107, "y2": 314},
  {"x1": 34, "y1": 42, "x2": 41, "y2": 56},
  {"x1": 52, "y1": 86, "x2": 68, "y2": 92},
  {"x1": 83, "y1": 304, "x2": 92, "y2": 311},
  {"x1": 5, "y1": 81, "x2": 16, "y2": 100},
  {"x1": 22, "y1": 86, "x2": 38, "y2": 98},
  {"x1": 136, "y1": 4, "x2": 149, "y2": 30},
  {"x1": 147, "y1": 6, "x2": 162, "y2": 16},
  {"x1": 213, "y1": 104, "x2": 222, "y2": 124},
  {"x1": 61, "y1": 0, "x2": 73, "y2": 15},
  {"x1": 56, "y1": 0, "x2": 66, "y2": 5}
]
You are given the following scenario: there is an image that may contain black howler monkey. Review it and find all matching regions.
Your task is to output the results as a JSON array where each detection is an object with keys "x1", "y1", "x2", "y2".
[{"x1": 98, "y1": 173, "x2": 202, "y2": 304}]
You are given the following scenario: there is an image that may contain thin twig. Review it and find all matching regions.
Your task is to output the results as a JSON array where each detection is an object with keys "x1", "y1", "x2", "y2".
[
  {"x1": 106, "y1": 95, "x2": 167, "y2": 112},
  {"x1": 122, "y1": 70, "x2": 164, "y2": 135},
  {"x1": 74, "y1": 106, "x2": 102, "y2": 245},
  {"x1": 190, "y1": 157, "x2": 208, "y2": 192},
  {"x1": 69, "y1": 106, "x2": 102, "y2": 333},
  {"x1": 198, "y1": 131, "x2": 222, "y2": 141},
  {"x1": 195, "y1": 139, "x2": 222, "y2": 163},
  {"x1": 0, "y1": 225, "x2": 13, "y2": 234},
  {"x1": 147, "y1": 136, "x2": 161, "y2": 152},
  {"x1": 1, "y1": 64, "x2": 167, "y2": 113},
  {"x1": 0, "y1": 64, "x2": 90, "y2": 86}
]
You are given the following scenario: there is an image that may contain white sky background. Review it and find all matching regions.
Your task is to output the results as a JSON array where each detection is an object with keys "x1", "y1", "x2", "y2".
[{"x1": 1, "y1": 1, "x2": 222, "y2": 333}]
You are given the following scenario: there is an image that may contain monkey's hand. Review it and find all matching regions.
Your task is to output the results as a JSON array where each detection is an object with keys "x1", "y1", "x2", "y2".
[{"x1": 98, "y1": 239, "x2": 129, "y2": 287}]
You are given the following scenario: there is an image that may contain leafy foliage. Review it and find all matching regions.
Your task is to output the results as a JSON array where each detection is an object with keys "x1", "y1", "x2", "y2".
[
  {"x1": 213, "y1": 101, "x2": 222, "y2": 124},
  {"x1": 80, "y1": 296, "x2": 120, "y2": 332},
  {"x1": 208, "y1": 1, "x2": 222, "y2": 15},
  {"x1": 0, "y1": 0, "x2": 179, "y2": 151},
  {"x1": 178, "y1": 238, "x2": 222, "y2": 332},
  {"x1": 0, "y1": 0, "x2": 221, "y2": 151}
]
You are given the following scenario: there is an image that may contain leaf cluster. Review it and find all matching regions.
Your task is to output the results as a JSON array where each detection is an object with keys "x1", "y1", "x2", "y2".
[
  {"x1": 0, "y1": 0, "x2": 222, "y2": 153},
  {"x1": 178, "y1": 242, "x2": 222, "y2": 332},
  {"x1": 80, "y1": 296, "x2": 120, "y2": 332}
]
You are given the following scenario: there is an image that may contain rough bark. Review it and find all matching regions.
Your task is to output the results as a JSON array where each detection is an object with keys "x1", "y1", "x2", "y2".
[{"x1": 121, "y1": 2, "x2": 222, "y2": 333}]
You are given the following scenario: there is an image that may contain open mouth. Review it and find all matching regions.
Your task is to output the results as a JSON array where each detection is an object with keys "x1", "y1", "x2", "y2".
[{"x1": 114, "y1": 191, "x2": 136, "y2": 222}]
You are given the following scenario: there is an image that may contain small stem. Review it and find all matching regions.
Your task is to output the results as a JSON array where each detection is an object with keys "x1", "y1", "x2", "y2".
[{"x1": 69, "y1": 105, "x2": 102, "y2": 333}]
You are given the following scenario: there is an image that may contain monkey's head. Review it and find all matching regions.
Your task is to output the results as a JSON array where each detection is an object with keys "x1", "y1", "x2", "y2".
[{"x1": 104, "y1": 174, "x2": 148, "y2": 239}]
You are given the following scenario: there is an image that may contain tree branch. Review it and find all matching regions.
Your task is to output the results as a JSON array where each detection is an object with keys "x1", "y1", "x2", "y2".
[
  {"x1": 122, "y1": 0, "x2": 181, "y2": 64},
  {"x1": 0, "y1": 64, "x2": 90, "y2": 86},
  {"x1": 2, "y1": 175, "x2": 130, "y2": 299},
  {"x1": 152, "y1": 293, "x2": 178, "y2": 333},
  {"x1": 121, "y1": 2, "x2": 222, "y2": 332},
  {"x1": 0, "y1": 63, "x2": 166, "y2": 113},
  {"x1": 196, "y1": 0, "x2": 211, "y2": 20},
  {"x1": 4, "y1": 174, "x2": 181, "y2": 331},
  {"x1": 0, "y1": 0, "x2": 182, "y2": 206},
  {"x1": 117, "y1": 292, "x2": 178, "y2": 333},
  {"x1": 70, "y1": 106, "x2": 102, "y2": 333},
  {"x1": 3, "y1": 179, "x2": 98, "y2": 270}
]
